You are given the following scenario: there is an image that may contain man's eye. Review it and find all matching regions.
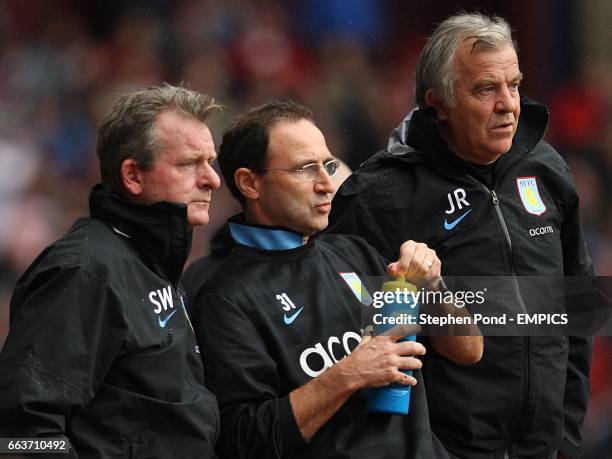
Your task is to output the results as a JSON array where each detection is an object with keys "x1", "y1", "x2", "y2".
[
  {"x1": 208, "y1": 158, "x2": 216, "y2": 166},
  {"x1": 479, "y1": 86, "x2": 494, "y2": 94},
  {"x1": 178, "y1": 161, "x2": 199, "y2": 169},
  {"x1": 509, "y1": 82, "x2": 521, "y2": 92}
]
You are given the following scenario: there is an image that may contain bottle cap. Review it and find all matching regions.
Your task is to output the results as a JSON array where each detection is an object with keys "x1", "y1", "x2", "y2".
[{"x1": 382, "y1": 276, "x2": 417, "y2": 293}]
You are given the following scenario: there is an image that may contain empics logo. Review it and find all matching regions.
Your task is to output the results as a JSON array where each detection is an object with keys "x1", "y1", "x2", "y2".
[
  {"x1": 149, "y1": 285, "x2": 177, "y2": 328},
  {"x1": 444, "y1": 188, "x2": 472, "y2": 231},
  {"x1": 276, "y1": 293, "x2": 304, "y2": 325}
]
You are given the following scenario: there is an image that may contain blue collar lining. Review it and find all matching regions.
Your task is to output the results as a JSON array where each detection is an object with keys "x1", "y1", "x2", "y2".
[{"x1": 228, "y1": 221, "x2": 305, "y2": 250}]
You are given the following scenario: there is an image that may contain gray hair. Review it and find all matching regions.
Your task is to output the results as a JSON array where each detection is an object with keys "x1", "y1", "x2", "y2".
[
  {"x1": 415, "y1": 12, "x2": 516, "y2": 108},
  {"x1": 97, "y1": 83, "x2": 221, "y2": 195}
]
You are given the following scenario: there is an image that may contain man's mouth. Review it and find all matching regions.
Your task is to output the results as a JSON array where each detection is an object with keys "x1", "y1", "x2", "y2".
[{"x1": 491, "y1": 122, "x2": 515, "y2": 133}]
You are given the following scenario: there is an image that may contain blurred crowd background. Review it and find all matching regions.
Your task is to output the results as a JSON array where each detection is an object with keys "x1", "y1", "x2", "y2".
[{"x1": 0, "y1": 0, "x2": 610, "y2": 455}]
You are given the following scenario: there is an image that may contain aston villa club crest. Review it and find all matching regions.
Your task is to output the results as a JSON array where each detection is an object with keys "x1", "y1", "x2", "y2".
[
  {"x1": 516, "y1": 177, "x2": 546, "y2": 215},
  {"x1": 339, "y1": 272, "x2": 372, "y2": 305}
]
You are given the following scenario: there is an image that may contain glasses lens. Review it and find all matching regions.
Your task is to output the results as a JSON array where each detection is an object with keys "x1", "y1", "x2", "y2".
[
  {"x1": 301, "y1": 164, "x2": 319, "y2": 180},
  {"x1": 324, "y1": 160, "x2": 339, "y2": 177},
  {"x1": 300, "y1": 161, "x2": 339, "y2": 180}
]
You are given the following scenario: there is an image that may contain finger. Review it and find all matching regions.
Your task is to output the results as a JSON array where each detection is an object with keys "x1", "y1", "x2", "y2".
[
  {"x1": 404, "y1": 243, "x2": 432, "y2": 279},
  {"x1": 394, "y1": 240, "x2": 418, "y2": 276},
  {"x1": 371, "y1": 334, "x2": 405, "y2": 347},
  {"x1": 394, "y1": 340, "x2": 427, "y2": 356},
  {"x1": 418, "y1": 251, "x2": 441, "y2": 284},
  {"x1": 421, "y1": 268, "x2": 443, "y2": 294},
  {"x1": 397, "y1": 356, "x2": 423, "y2": 371},
  {"x1": 396, "y1": 371, "x2": 418, "y2": 386},
  {"x1": 403, "y1": 244, "x2": 422, "y2": 278},
  {"x1": 386, "y1": 261, "x2": 400, "y2": 277},
  {"x1": 412, "y1": 244, "x2": 433, "y2": 277},
  {"x1": 407, "y1": 248, "x2": 442, "y2": 286},
  {"x1": 429, "y1": 255, "x2": 442, "y2": 278}
]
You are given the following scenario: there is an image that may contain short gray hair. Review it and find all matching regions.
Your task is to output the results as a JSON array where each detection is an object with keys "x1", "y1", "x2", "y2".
[
  {"x1": 415, "y1": 12, "x2": 516, "y2": 108},
  {"x1": 97, "y1": 83, "x2": 221, "y2": 195}
]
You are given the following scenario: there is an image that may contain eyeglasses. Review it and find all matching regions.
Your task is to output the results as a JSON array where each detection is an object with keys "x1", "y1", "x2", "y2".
[{"x1": 257, "y1": 159, "x2": 341, "y2": 181}]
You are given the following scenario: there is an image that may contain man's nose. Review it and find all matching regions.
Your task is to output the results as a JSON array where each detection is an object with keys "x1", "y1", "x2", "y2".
[
  {"x1": 495, "y1": 85, "x2": 519, "y2": 114},
  {"x1": 198, "y1": 162, "x2": 221, "y2": 190},
  {"x1": 313, "y1": 166, "x2": 335, "y2": 194}
]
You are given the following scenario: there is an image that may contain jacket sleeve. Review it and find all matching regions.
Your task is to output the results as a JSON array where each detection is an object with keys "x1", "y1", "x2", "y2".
[
  {"x1": 559, "y1": 180, "x2": 595, "y2": 459},
  {"x1": 194, "y1": 293, "x2": 306, "y2": 459},
  {"x1": 0, "y1": 263, "x2": 125, "y2": 438},
  {"x1": 328, "y1": 174, "x2": 403, "y2": 262}
]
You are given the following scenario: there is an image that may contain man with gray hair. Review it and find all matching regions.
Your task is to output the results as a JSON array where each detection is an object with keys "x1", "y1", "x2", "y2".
[
  {"x1": 329, "y1": 12, "x2": 593, "y2": 459},
  {"x1": 0, "y1": 84, "x2": 222, "y2": 458}
]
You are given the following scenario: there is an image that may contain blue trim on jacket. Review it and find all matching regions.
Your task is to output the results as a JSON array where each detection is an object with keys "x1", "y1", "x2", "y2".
[{"x1": 228, "y1": 220, "x2": 305, "y2": 250}]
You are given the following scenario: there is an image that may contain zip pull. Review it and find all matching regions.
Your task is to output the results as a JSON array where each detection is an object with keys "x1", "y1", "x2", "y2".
[
  {"x1": 176, "y1": 287, "x2": 196, "y2": 335},
  {"x1": 491, "y1": 190, "x2": 500, "y2": 205}
]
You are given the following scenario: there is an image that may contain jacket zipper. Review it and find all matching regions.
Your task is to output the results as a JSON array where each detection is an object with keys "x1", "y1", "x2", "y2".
[
  {"x1": 176, "y1": 285, "x2": 196, "y2": 335},
  {"x1": 488, "y1": 188, "x2": 528, "y2": 315},
  {"x1": 470, "y1": 177, "x2": 531, "y2": 456}
]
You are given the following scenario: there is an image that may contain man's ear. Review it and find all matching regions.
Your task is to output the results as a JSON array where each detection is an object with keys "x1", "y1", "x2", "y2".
[
  {"x1": 234, "y1": 168, "x2": 260, "y2": 201},
  {"x1": 121, "y1": 159, "x2": 144, "y2": 198},
  {"x1": 425, "y1": 89, "x2": 448, "y2": 121}
]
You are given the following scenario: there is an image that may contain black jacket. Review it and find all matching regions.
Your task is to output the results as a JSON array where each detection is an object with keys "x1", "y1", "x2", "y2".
[
  {"x1": 328, "y1": 99, "x2": 593, "y2": 459},
  {"x1": 183, "y1": 223, "x2": 234, "y2": 311},
  {"x1": 190, "y1": 218, "x2": 449, "y2": 459},
  {"x1": 0, "y1": 185, "x2": 219, "y2": 458}
]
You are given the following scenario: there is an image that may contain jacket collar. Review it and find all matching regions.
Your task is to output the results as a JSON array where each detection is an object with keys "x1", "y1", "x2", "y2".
[
  {"x1": 89, "y1": 184, "x2": 192, "y2": 285},
  {"x1": 209, "y1": 223, "x2": 234, "y2": 256},
  {"x1": 227, "y1": 214, "x2": 306, "y2": 250},
  {"x1": 377, "y1": 96, "x2": 549, "y2": 183}
]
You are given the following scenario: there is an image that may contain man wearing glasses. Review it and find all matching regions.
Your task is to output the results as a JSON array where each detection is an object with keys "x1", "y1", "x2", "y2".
[{"x1": 185, "y1": 100, "x2": 481, "y2": 458}]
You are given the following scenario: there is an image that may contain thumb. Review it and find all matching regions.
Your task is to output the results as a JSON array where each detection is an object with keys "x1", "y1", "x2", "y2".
[{"x1": 387, "y1": 262, "x2": 400, "y2": 277}]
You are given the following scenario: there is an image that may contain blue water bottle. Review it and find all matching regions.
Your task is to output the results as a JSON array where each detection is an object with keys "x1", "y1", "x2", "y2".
[{"x1": 367, "y1": 277, "x2": 419, "y2": 415}]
